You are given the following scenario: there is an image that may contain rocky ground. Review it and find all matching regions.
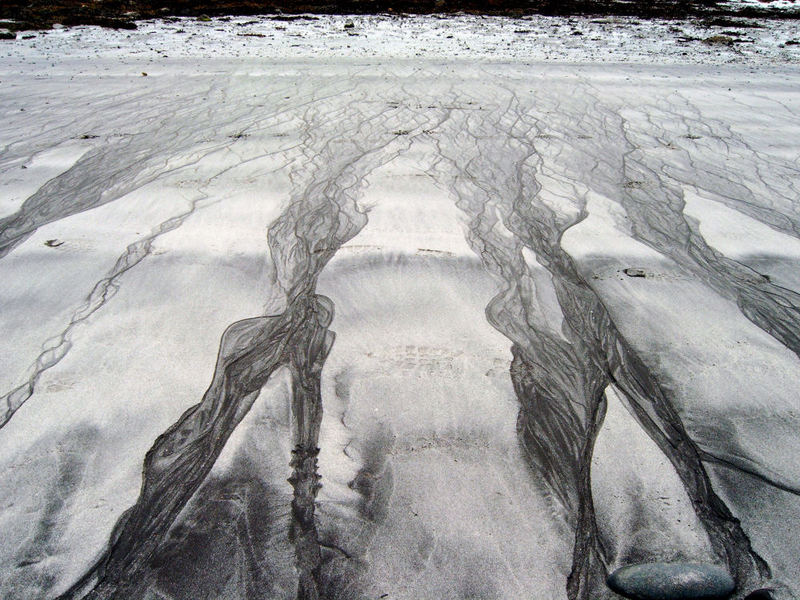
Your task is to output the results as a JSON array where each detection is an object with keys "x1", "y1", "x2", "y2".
[{"x1": 2, "y1": 11, "x2": 798, "y2": 65}]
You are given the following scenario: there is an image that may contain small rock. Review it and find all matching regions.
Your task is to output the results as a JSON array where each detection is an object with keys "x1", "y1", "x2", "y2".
[
  {"x1": 197, "y1": 15, "x2": 212, "y2": 22},
  {"x1": 607, "y1": 562, "x2": 735, "y2": 600},
  {"x1": 744, "y1": 591, "x2": 774, "y2": 600},
  {"x1": 624, "y1": 179, "x2": 645, "y2": 189},
  {"x1": 703, "y1": 35, "x2": 735, "y2": 46},
  {"x1": 0, "y1": 30, "x2": 15, "y2": 40},
  {"x1": 44, "y1": 239, "x2": 64, "y2": 248},
  {"x1": 141, "y1": 72, "x2": 148, "y2": 76},
  {"x1": 113, "y1": 21, "x2": 138, "y2": 31},
  {"x1": 344, "y1": 20, "x2": 355, "y2": 29},
  {"x1": 623, "y1": 268, "x2": 647, "y2": 278}
]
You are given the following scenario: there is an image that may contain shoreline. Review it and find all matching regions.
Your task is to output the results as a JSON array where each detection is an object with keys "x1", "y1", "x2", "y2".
[{"x1": 1, "y1": 0, "x2": 799, "y2": 33}]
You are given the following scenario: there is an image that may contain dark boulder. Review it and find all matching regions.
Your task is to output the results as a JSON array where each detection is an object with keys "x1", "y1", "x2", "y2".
[{"x1": 607, "y1": 562, "x2": 736, "y2": 600}]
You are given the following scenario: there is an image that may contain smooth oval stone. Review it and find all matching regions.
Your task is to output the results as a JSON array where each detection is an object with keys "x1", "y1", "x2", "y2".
[{"x1": 607, "y1": 562, "x2": 736, "y2": 600}]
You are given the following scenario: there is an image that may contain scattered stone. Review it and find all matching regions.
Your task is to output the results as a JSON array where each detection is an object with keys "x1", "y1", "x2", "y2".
[
  {"x1": 607, "y1": 562, "x2": 735, "y2": 600},
  {"x1": 624, "y1": 179, "x2": 645, "y2": 189},
  {"x1": 109, "y1": 20, "x2": 137, "y2": 30},
  {"x1": 703, "y1": 35, "x2": 735, "y2": 46},
  {"x1": 623, "y1": 268, "x2": 647, "y2": 278},
  {"x1": 786, "y1": 40, "x2": 800, "y2": 46}
]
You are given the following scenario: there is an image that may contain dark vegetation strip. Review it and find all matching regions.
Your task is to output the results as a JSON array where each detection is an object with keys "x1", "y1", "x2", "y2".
[{"x1": 1, "y1": 0, "x2": 798, "y2": 32}]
